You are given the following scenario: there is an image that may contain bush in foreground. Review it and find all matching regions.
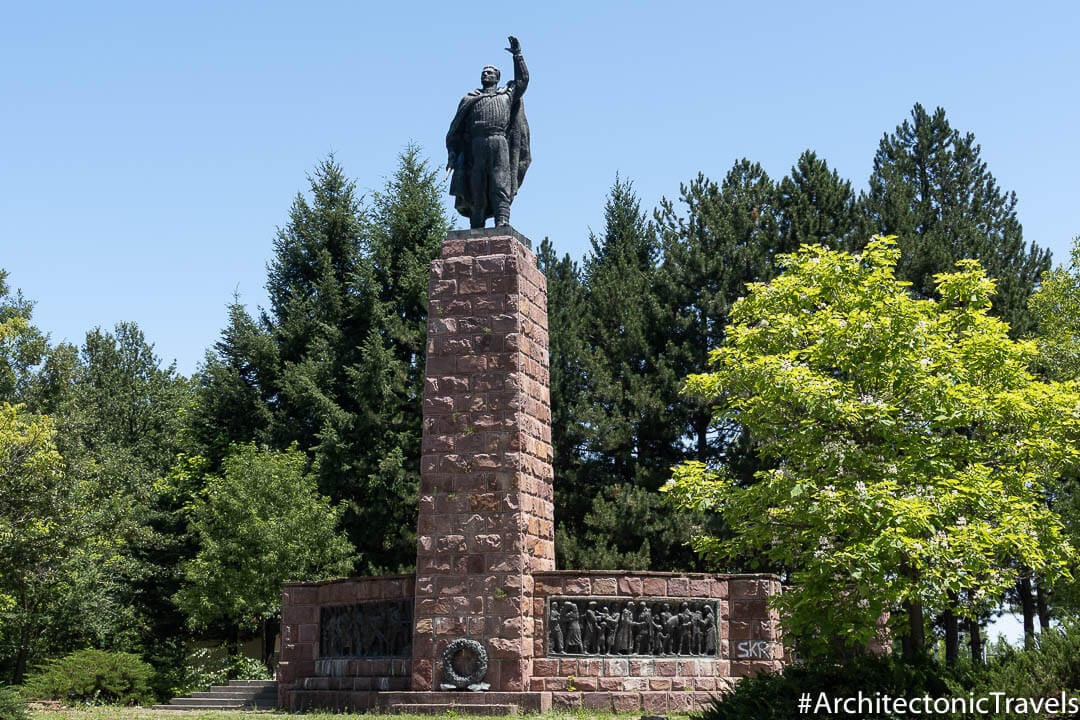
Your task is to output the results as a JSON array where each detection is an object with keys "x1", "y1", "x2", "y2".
[
  {"x1": 697, "y1": 653, "x2": 953, "y2": 720},
  {"x1": 22, "y1": 649, "x2": 153, "y2": 706},
  {"x1": 0, "y1": 684, "x2": 28, "y2": 720}
]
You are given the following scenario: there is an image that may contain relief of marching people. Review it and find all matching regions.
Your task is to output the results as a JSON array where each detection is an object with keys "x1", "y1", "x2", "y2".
[
  {"x1": 320, "y1": 600, "x2": 413, "y2": 658},
  {"x1": 546, "y1": 598, "x2": 719, "y2": 657}
]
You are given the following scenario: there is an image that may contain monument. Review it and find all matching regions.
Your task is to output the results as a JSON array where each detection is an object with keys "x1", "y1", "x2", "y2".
[
  {"x1": 446, "y1": 35, "x2": 531, "y2": 229},
  {"x1": 276, "y1": 37, "x2": 782, "y2": 714}
]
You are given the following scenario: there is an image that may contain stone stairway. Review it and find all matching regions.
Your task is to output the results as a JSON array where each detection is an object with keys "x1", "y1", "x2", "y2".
[{"x1": 153, "y1": 679, "x2": 277, "y2": 711}]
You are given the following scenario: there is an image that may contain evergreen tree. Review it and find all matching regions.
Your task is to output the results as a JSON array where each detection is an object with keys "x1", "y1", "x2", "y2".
[
  {"x1": 777, "y1": 150, "x2": 864, "y2": 252},
  {"x1": 865, "y1": 103, "x2": 1050, "y2": 336},
  {"x1": 654, "y1": 159, "x2": 783, "y2": 479},
  {"x1": 536, "y1": 239, "x2": 590, "y2": 549},
  {"x1": 321, "y1": 145, "x2": 449, "y2": 574},
  {"x1": 189, "y1": 302, "x2": 277, "y2": 464},
  {"x1": 554, "y1": 177, "x2": 696, "y2": 571},
  {"x1": 191, "y1": 148, "x2": 449, "y2": 575},
  {"x1": 264, "y1": 155, "x2": 369, "y2": 455}
]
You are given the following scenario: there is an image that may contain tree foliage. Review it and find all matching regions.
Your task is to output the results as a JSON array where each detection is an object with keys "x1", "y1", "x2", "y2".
[
  {"x1": 665, "y1": 238, "x2": 1080, "y2": 658},
  {"x1": 0, "y1": 271, "x2": 48, "y2": 403},
  {"x1": 192, "y1": 147, "x2": 448, "y2": 575},
  {"x1": 551, "y1": 178, "x2": 702, "y2": 571},
  {"x1": 865, "y1": 103, "x2": 1050, "y2": 336},
  {"x1": 174, "y1": 443, "x2": 355, "y2": 631},
  {"x1": 0, "y1": 403, "x2": 70, "y2": 682}
]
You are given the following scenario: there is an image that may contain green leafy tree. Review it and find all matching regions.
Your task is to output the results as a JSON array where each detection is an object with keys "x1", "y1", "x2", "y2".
[
  {"x1": 665, "y1": 238, "x2": 1080, "y2": 659},
  {"x1": 1029, "y1": 236, "x2": 1080, "y2": 619},
  {"x1": 865, "y1": 103, "x2": 1050, "y2": 336},
  {"x1": 174, "y1": 443, "x2": 355, "y2": 652},
  {"x1": 0, "y1": 271, "x2": 48, "y2": 403},
  {"x1": 0, "y1": 403, "x2": 69, "y2": 682},
  {"x1": 24, "y1": 324, "x2": 193, "y2": 675},
  {"x1": 1030, "y1": 237, "x2": 1080, "y2": 382}
]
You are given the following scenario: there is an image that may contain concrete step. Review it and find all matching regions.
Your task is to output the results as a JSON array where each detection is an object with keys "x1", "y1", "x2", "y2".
[
  {"x1": 156, "y1": 680, "x2": 277, "y2": 711},
  {"x1": 390, "y1": 703, "x2": 520, "y2": 716}
]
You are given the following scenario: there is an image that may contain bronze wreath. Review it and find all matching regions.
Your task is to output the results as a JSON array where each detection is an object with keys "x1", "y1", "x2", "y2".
[{"x1": 441, "y1": 638, "x2": 488, "y2": 689}]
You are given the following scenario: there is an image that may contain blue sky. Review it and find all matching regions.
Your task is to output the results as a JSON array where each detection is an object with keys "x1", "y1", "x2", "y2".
[{"x1": 3, "y1": 1, "x2": 1078, "y2": 375}]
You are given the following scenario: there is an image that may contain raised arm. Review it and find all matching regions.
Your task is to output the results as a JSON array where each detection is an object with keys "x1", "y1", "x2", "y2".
[{"x1": 506, "y1": 35, "x2": 528, "y2": 97}]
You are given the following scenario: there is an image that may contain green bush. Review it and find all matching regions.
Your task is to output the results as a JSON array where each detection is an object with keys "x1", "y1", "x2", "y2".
[
  {"x1": 699, "y1": 624, "x2": 1080, "y2": 720},
  {"x1": 21, "y1": 649, "x2": 153, "y2": 706},
  {"x1": 169, "y1": 646, "x2": 271, "y2": 697},
  {"x1": 956, "y1": 620, "x2": 1080, "y2": 719},
  {"x1": 0, "y1": 685, "x2": 28, "y2": 720},
  {"x1": 697, "y1": 654, "x2": 955, "y2": 720}
]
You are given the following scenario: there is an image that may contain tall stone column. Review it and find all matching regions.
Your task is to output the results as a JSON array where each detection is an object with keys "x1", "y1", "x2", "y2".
[{"x1": 411, "y1": 228, "x2": 555, "y2": 693}]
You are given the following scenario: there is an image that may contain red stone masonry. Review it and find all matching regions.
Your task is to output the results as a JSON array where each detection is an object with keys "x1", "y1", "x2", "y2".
[
  {"x1": 530, "y1": 571, "x2": 782, "y2": 697},
  {"x1": 412, "y1": 228, "x2": 555, "y2": 693},
  {"x1": 279, "y1": 575, "x2": 415, "y2": 709}
]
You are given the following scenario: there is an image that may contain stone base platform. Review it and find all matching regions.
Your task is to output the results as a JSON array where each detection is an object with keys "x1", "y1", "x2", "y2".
[
  {"x1": 286, "y1": 690, "x2": 552, "y2": 713},
  {"x1": 285, "y1": 688, "x2": 728, "y2": 714}
]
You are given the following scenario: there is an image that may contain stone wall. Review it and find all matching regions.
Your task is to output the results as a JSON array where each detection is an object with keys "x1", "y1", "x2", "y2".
[
  {"x1": 530, "y1": 571, "x2": 782, "y2": 712},
  {"x1": 278, "y1": 575, "x2": 415, "y2": 710}
]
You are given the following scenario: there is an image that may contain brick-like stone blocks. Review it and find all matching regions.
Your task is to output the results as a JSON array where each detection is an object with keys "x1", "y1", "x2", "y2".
[{"x1": 412, "y1": 229, "x2": 554, "y2": 692}]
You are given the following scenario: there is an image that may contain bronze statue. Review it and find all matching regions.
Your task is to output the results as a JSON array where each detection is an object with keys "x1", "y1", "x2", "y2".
[{"x1": 446, "y1": 35, "x2": 531, "y2": 229}]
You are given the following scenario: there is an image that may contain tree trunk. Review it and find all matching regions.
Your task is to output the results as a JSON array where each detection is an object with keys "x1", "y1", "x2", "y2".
[
  {"x1": 1019, "y1": 575, "x2": 1035, "y2": 649},
  {"x1": 695, "y1": 414, "x2": 709, "y2": 463},
  {"x1": 1036, "y1": 579, "x2": 1051, "y2": 632},
  {"x1": 227, "y1": 623, "x2": 241, "y2": 679},
  {"x1": 12, "y1": 595, "x2": 37, "y2": 684},
  {"x1": 902, "y1": 600, "x2": 928, "y2": 660},
  {"x1": 968, "y1": 617, "x2": 983, "y2": 664},
  {"x1": 943, "y1": 605, "x2": 959, "y2": 666},
  {"x1": 901, "y1": 563, "x2": 925, "y2": 659},
  {"x1": 12, "y1": 622, "x2": 31, "y2": 684}
]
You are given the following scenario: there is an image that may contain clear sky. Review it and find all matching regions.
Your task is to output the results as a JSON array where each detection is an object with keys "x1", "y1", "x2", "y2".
[{"x1": 3, "y1": 1, "x2": 1078, "y2": 376}]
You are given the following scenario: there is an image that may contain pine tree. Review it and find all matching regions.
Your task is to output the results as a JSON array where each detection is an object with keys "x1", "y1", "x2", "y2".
[
  {"x1": 265, "y1": 156, "x2": 369, "y2": 454},
  {"x1": 324, "y1": 145, "x2": 449, "y2": 574},
  {"x1": 777, "y1": 150, "x2": 864, "y2": 251},
  {"x1": 865, "y1": 103, "x2": 1050, "y2": 336},
  {"x1": 551, "y1": 177, "x2": 697, "y2": 571},
  {"x1": 654, "y1": 159, "x2": 782, "y2": 478},
  {"x1": 191, "y1": 149, "x2": 449, "y2": 575},
  {"x1": 536, "y1": 239, "x2": 589, "y2": 541},
  {"x1": 189, "y1": 302, "x2": 277, "y2": 464}
]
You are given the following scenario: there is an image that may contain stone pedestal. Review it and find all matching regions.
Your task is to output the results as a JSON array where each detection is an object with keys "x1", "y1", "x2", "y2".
[{"x1": 410, "y1": 228, "x2": 555, "y2": 692}]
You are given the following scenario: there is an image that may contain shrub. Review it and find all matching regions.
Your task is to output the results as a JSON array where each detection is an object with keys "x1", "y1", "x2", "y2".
[
  {"x1": 955, "y1": 620, "x2": 1080, "y2": 718},
  {"x1": 0, "y1": 685, "x2": 28, "y2": 720},
  {"x1": 21, "y1": 649, "x2": 153, "y2": 706},
  {"x1": 169, "y1": 646, "x2": 271, "y2": 698},
  {"x1": 697, "y1": 654, "x2": 955, "y2": 720}
]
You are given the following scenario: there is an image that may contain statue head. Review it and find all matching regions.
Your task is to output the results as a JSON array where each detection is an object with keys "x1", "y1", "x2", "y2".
[{"x1": 480, "y1": 65, "x2": 500, "y2": 88}]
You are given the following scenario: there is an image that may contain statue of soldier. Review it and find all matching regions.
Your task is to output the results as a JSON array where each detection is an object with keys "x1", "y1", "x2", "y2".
[
  {"x1": 549, "y1": 602, "x2": 564, "y2": 654},
  {"x1": 446, "y1": 35, "x2": 531, "y2": 229}
]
